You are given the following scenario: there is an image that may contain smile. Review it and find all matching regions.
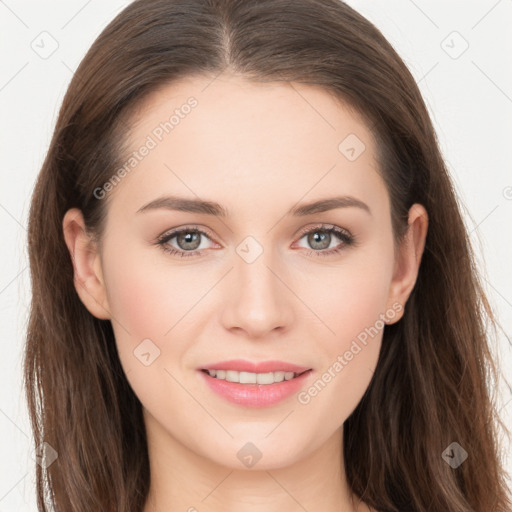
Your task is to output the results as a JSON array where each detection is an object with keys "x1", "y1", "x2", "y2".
[
  {"x1": 201, "y1": 369, "x2": 308, "y2": 385},
  {"x1": 198, "y1": 368, "x2": 313, "y2": 407}
]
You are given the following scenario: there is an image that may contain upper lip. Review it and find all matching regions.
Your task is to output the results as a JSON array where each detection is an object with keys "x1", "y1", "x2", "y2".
[{"x1": 199, "y1": 359, "x2": 311, "y2": 374}]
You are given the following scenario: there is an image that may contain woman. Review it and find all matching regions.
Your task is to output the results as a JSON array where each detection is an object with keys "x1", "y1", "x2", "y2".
[{"x1": 24, "y1": 0, "x2": 512, "y2": 511}]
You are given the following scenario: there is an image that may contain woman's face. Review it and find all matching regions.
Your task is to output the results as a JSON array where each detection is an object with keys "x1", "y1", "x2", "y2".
[{"x1": 65, "y1": 74, "x2": 426, "y2": 470}]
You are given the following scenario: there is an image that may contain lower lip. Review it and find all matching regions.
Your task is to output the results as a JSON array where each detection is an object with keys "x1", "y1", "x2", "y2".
[{"x1": 198, "y1": 369, "x2": 313, "y2": 408}]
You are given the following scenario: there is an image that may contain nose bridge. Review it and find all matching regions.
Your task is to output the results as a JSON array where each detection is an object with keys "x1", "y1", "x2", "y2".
[
  {"x1": 235, "y1": 233, "x2": 283, "y2": 305},
  {"x1": 221, "y1": 233, "x2": 294, "y2": 336}
]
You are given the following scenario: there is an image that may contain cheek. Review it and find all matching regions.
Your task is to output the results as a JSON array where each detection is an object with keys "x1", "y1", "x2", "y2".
[
  {"x1": 102, "y1": 244, "x2": 207, "y2": 338},
  {"x1": 312, "y1": 251, "x2": 394, "y2": 343},
  {"x1": 299, "y1": 248, "x2": 393, "y2": 416},
  {"x1": 100, "y1": 243, "x2": 208, "y2": 381},
  {"x1": 100, "y1": 247, "x2": 209, "y2": 411},
  {"x1": 319, "y1": 272, "x2": 387, "y2": 370}
]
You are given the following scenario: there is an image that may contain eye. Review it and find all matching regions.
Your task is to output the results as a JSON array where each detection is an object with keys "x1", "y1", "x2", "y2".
[
  {"x1": 155, "y1": 223, "x2": 356, "y2": 259},
  {"x1": 294, "y1": 224, "x2": 355, "y2": 257},
  {"x1": 156, "y1": 226, "x2": 217, "y2": 258}
]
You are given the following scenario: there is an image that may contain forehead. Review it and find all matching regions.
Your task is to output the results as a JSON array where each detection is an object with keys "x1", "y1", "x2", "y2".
[
  {"x1": 109, "y1": 74, "x2": 389, "y2": 220},
  {"x1": 129, "y1": 74, "x2": 372, "y2": 148}
]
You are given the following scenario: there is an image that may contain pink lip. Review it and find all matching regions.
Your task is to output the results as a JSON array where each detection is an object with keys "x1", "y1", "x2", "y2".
[
  {"x1": 197, "y1": 360, "x2": 313, "y2": 408},
  {"x1": 199, "y1": 359, "x2": 311, "y2": 373}
]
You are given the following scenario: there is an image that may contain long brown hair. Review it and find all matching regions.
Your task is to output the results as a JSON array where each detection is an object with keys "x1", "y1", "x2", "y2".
[{"x1": 24, "y1": 0, "x2": 511, "y2": 510}]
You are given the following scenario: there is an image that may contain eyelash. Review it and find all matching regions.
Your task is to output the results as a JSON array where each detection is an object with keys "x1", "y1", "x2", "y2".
[{"x1": 155, "y1": 223, "x2": 356, "y2": 259}]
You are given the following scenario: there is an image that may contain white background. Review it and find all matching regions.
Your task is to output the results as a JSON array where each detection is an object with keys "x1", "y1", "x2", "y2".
[{"x1": 1, "y1": 1, "x2": 511, "y2": 509}]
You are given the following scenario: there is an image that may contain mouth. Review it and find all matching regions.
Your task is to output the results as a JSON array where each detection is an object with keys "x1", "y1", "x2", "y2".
[
  {"x1": 198, "y1": 366, "x2": 314, "y2": 407},
  {"x1": 200, "y1": 368, "x2": 311, "y2": 385}
]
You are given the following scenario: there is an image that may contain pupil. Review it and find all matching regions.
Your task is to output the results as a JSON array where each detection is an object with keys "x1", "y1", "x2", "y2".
[
  {"x1": 309, "y1": 231, "x2": 330, "y2": 250},
  {"x1": 178, "y1": 231, "x2": 200, "y2": 250}
]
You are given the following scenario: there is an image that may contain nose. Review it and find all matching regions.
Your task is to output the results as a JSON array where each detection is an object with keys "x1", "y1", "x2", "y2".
[{"x1": 220, "y1": 244, "x2": 295, "y2": 340}]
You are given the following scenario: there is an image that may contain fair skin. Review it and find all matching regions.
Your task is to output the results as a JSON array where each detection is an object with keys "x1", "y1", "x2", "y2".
[{"x1": 63, "y1": 74, "x2": 428, "y2": 512}]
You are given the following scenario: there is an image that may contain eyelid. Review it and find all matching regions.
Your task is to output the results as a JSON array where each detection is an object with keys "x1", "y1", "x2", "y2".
[
  {"x1": 293, "y1": 222, "x2": 352, "y2": 239},
  {"x1": 156, "y1": 224, "x2": 218, "y2": 243}
]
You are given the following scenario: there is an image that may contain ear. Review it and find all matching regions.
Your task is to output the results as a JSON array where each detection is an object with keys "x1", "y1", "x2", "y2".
[
  {"x1": 62, "y1": 208, "x2": 111, "y2": 320},
  {"x1": 385, "y1": 203, "x2": 428, "y2": 324}
]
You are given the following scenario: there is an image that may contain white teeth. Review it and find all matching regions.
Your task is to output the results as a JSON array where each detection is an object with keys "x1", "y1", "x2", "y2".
[
  {"x1": 205, "y1": 369, "x2": 300, "y2": 384},
  {"x1": 239, "y1": 371, "x2": 256, "y2": 384},
  {"x1": 272, "y1": 371, "x2": 285, "y2": 383},
  {"x1": 226, "y1": 370, "x2": 239, "y2": 382}
]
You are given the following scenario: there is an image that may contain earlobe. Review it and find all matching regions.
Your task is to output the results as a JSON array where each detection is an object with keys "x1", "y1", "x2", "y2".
[
  {"x1": 62, "y1": 208, "x2": 111, "y2": 320},
  {"x1": 385, "y1": 203, "x2": 428, "y2": 324}
]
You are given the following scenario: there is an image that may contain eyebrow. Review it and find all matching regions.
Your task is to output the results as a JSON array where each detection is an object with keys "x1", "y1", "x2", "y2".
[{"x1": 136, "y1": 195, "x2": 371, "y2": 217}]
